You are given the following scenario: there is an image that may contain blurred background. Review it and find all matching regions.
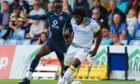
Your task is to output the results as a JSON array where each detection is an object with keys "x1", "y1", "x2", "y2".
[{"x1": 0, "y1": 0, "x2": 140, "y2": 84}]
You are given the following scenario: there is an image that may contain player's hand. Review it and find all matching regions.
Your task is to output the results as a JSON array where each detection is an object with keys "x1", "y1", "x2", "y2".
[
  {"x1": 65, "y1": 38, "x2": 72, "y2": 45},
  {"x1": 90, "y1": 49, "x2": 97, "y2": 57},
  {"x1": 64, "y1": 29, "x2": 69, "y2": 35}
]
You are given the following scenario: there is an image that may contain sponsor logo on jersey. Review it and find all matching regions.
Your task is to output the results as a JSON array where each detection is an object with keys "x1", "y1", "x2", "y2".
[{"x1": 59, "y1": 16, "x2": 63, "y2": 21}]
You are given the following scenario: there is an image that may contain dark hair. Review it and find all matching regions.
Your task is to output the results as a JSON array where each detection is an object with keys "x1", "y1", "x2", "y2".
[
  {"x1": 113, "y1": 13, "x2": 122, "y2": 20},
  {"x1": 72, "y1": 7, "x2": 87, "y2": 17},
  {"x1": 40, "y1": 32, "x2": 48, "y2": 37},
  {"x1": 53, "y1": 0, "x2": 62, "y2": 4},
  {"x1": 75, "y1": 0, "x2": 87, "y2": 3},
  {"x1": 93, "y1": 0, "x2": 100, "y2": 2},
  {"x1": 112, "y1": 13, "x2": 123, "y2": 25},
  {"x1": 3, "y1": 1, "x2": 9, "y2": 4},
  {"x1": 102, "y1": 26, "x2": 110, "y2": 31},
  {"x1": 101, "y1": 24, "x2": 109, "y2": 31}
]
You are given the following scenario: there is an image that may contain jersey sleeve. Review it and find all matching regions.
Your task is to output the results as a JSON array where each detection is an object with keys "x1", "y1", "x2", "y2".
[
  {"x1": 71, "y1": 18, "x2": 75, "y2": 26},
  {"x1": 90, "y1": 20, "x2": 100, "y2": 33},
  {"x1": 65, "y1": 14, "x2": 72, "y2": 29},
  {"x1": 28, "y1": 11, "x2": 53, "y2": 20},
  {"x1": 64, "y1": 15, "x2": 73, "y2": 39},
  {"x1": 28, "y1": 14, "x2": 47, "y2": 20}
]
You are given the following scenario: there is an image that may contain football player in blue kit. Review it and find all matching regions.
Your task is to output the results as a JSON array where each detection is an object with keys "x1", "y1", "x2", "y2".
[{"x1": 19, "y1": 0, "x2": 72, "y2": 84}]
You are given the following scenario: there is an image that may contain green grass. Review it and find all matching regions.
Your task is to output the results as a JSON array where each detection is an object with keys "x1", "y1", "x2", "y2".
[{"x1": 0, "y1": 80, "x2": 140, "y2": 84}]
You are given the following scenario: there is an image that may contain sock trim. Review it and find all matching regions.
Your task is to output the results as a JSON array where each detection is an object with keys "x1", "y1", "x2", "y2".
[{"x1": 69, "y1": 65, "x2": 76, "y2": 72}]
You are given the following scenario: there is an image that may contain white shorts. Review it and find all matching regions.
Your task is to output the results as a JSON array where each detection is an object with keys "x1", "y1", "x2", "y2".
[{"x1": 64, "y1": 45, "x2": 91, "y2": 66}]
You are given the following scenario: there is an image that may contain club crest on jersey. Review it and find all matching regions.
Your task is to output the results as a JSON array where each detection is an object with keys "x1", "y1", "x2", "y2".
[{"x1": 59, "y1": 16, "x2": 63, "y2": 21}]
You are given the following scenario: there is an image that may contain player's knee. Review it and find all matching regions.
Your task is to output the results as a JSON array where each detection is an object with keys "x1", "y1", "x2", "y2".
[
  {"x1": 34, "y1": 52, "x2": 45, "y2": 60},
  {"x1": 72, "y1": 58, "x2": 81, "y2": 68},
  {"x1": 34, "y1": 54, "x2": 42, "y2": 60},
  {"x1": 56, "y1": 53, "x2": 64, "y2": 64},
  {"x1": 35, "y1": 45, "x2": 50, "y2": 60},
  {"x1": 59, "y1": 59, "x2": 64, "y2": 64}
]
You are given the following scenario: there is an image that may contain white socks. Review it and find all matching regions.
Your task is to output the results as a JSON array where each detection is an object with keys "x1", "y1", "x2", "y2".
[
  {"x1": 25, "y1": 71, "x2": 33, "y2": 80},
  {"x1": 60, "y1": 65, "x2": 76, "y2": 84}
]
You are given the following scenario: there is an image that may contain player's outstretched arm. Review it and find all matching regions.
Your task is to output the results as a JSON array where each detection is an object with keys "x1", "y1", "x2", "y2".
[
  {"x1": 28, "y1": 14, "x2": 47, "y2": 20},
  {"x1": 91, "y1": 30, "x2": 102, "y2": 57}
]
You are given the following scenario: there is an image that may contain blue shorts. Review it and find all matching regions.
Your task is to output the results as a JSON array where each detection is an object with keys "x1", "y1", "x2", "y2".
[{"x1": 45, "y1": 40, "x2": 67, "y2": 61}]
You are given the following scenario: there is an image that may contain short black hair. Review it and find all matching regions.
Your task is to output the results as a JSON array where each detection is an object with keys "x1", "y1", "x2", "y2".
[
  {"x1": 101, "y1": 24, "x2": 109, "y2": 31},
  {"x1": 3, "y1": 1, "x2": 9, "y2": 4},
  {"x1": 53, "y1": 0, "x2": 62, "y2": 4},
  {"x1": 72, "y1": 7, "x2": 87, "y2": 17}
]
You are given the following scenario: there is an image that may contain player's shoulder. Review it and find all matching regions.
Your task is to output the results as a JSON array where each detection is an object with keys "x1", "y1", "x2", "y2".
[
  {"x1": 61, "y1": 12, "x2": 72, "y2": 19},
  {"x1": 71, "y1": 18, "x2": 76, "y2": 25},
  {"x1": 84, "y1": 18, "x2": 97, "y2": 26},
  {"x1": 87, "y1": 18, "x2": 99, "y2": 27},
  {"x1": 61, "y1": 12, "x2": 69, "y2": 16},
  {"x1": 46, "y1": 11, "x2": 54, "y2": 17},
  {"x1": 83, "y1": 18, "x2": 92, "y2": 26}
]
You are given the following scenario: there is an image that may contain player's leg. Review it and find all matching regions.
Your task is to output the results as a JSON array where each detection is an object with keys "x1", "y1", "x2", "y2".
[
  {"x1": 59, "y1": 58, "x2": 80, "y2": 84},
  {"x1": 55, "y1": 42, "x2": 69, "y2": 77},
  {"x1": 55, "y1": 51, "x2": 65, "y2": 77},
  {"x1": 62, "y1": 51, "x2": 74, "y2": 84},
  {"x1": 62, "y1": 45, "x2": 76, "y2": 75},
  {"x1": 19, "y1": 45, "x2": 51, "y2": 84},
  {"x1": 26, "y1": 45, "x2": 51, "y2": 79},
  {"x1": 63, "y1": 45, "x2": 78, "y2": 70},
  {"x1": 59, "y1": 49, "x2": 89, "y2": 84}
]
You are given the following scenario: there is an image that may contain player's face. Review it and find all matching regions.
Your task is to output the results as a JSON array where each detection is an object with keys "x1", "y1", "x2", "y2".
[
  {"x1": 74, "y1": 15, "x2": 84, "y2": 25},
  {"x1": 54, "y1": 2, "x2": 63, "y2": 14}
]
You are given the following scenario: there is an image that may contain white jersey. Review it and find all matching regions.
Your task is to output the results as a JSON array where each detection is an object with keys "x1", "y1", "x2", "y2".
[{"x1": 71, "y1": 18, "x2": 100, "y2": 49}]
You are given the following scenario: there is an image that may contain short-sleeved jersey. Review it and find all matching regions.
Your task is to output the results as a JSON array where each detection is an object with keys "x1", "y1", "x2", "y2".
[
  {"x1": 71, "y1": 18, "x2": 100, "y2": 49},
  {"x1": 46, "y1": 11, "x2": 71, "y2": 43}
]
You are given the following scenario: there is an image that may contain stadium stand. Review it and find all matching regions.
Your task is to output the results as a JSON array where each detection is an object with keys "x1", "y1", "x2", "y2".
[
  {"x1": 10, "y1": 29, "x2": 25, "y2": 39},
  {"x1": 4, "y1": 39, "x2": 18, "y2": 45},
  {"x1": 1, "y1": 0, "x2": 140, "y2": 83},
  {"x1": 88, "y1": 65, "x2": 107, "y2": 80},
  {"x1": 75, "y1": 64, "x2": 89, "y2": 80},
  {"x1": 120, "y1": 40, "x2": 128, "y2": 45},
  {"x1": 0, "y1": 29, "x2": 8, "y2": 38},
  {"x1": 135, "y1": 30, "x2": 140, "y2": 39},
  {"x1": 129, "y1": 40, "x2": 140, "y2": 45},
  {"x1": 19, "y1": 39, "x2": 31, "y2": 45},
  {"x1": 31, "y1": 41, "x2": 38, "y2": 45},
  {"x1": 32, "y1": 65, "x2": 59, "y2": 80},
  {"x1": 0, "y1": 39, "x2": 4, "y2": 45}
]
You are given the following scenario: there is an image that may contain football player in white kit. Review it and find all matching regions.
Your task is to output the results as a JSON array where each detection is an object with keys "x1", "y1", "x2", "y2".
[{"x1": 58, "y1": 7, "x2": 102, "y2": 84}]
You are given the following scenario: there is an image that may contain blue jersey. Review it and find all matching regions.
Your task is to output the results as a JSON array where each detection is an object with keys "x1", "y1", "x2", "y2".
[
  {"x1": 46, "y1": 11, "x2": 71, "y2": 43},
  {"x1": 29, "y1": 11, "x2": 72, "y2": 43}
]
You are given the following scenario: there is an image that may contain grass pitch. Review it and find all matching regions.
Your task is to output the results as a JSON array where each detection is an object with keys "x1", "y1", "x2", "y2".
[{"x1": 0, "y1": 79, "x2": 140, "y2": 84}]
